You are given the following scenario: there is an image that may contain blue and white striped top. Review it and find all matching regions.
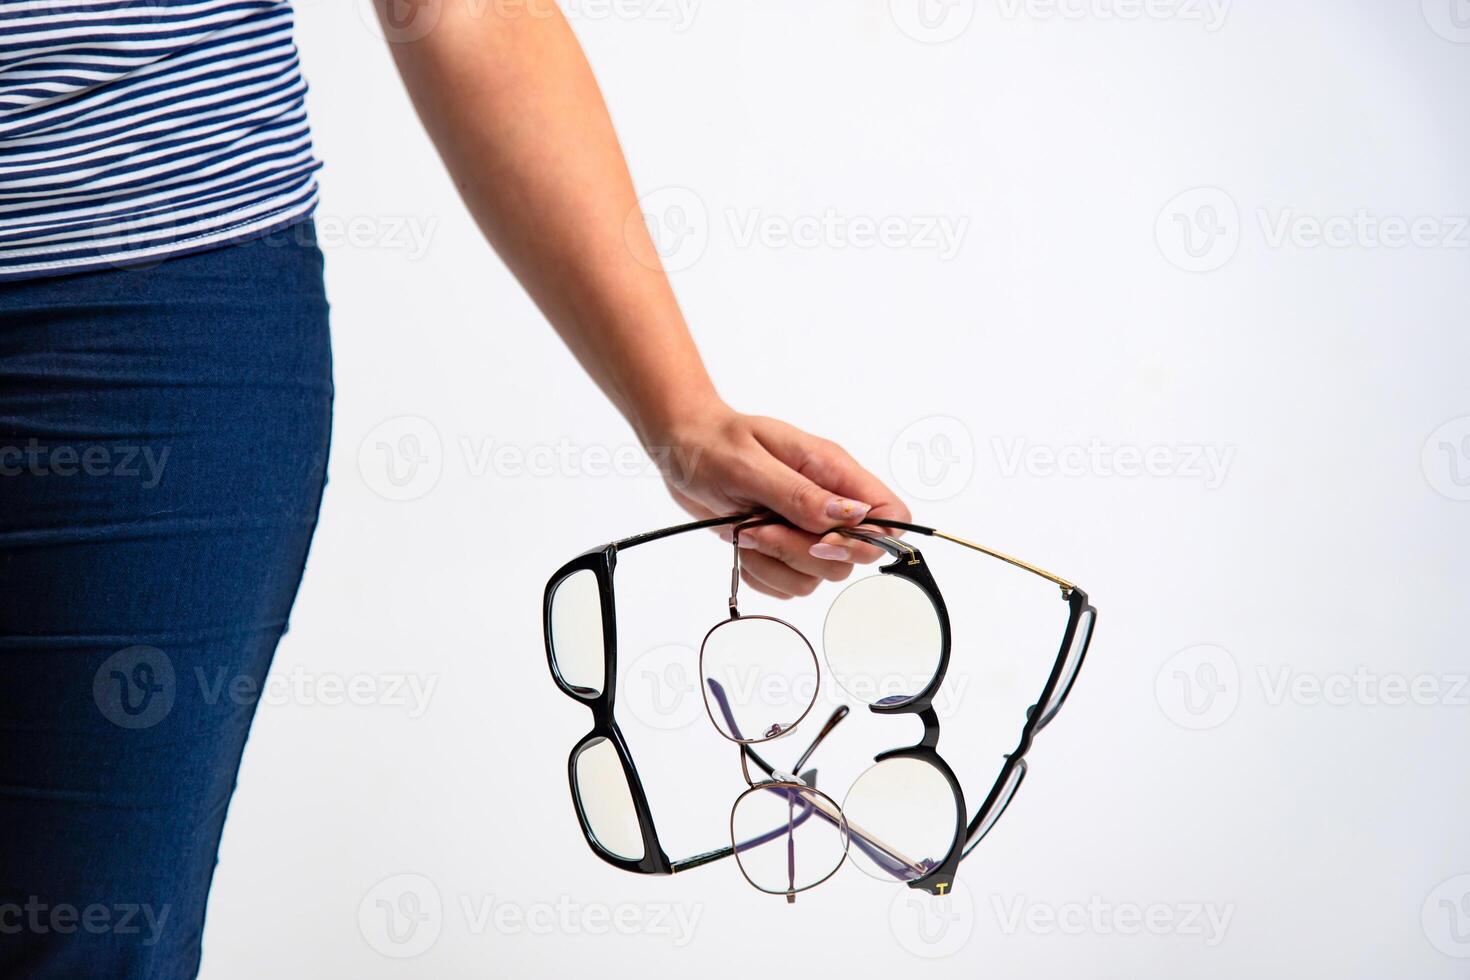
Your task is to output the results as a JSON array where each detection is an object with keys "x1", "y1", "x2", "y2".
[{"x1": 0, "y1": 0, "x2": 320, "y2": 281}]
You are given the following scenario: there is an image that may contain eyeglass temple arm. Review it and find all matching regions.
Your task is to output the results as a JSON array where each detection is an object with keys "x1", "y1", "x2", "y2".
[
  {"x1": 612, "y1": 513, "x2": 1076, "y2": 595},
  {"x1": 851, "y1": 518, "x2": 1077, "y2": 595},
  {"x1": 670, "y1": 685, "x2": 849, "y2": 875},
  {"x1": 759, "y1": 780, "x2": 934, "y2": 882},
  {"x1": 670, "y1": 777, "x2": 822, "y2": 873},
  {"x1": 705, "y1": 678, "x2": 848, "y2": 777},
  {"x1": 834, "y1": 526, "x2": 919, "y2": 562},
  {"x1": 611, "y1": 513, "x2": 756, "y2": 552}
]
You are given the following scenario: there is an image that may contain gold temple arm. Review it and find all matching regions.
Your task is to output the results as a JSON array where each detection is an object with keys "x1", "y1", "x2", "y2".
[{"x1": 932, "y1": 530, "x2": 1076, "y2": 595}]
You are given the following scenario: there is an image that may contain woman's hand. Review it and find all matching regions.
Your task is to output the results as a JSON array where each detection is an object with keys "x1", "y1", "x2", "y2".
[{"x1": 651, "y1": 404, "x2": 912, "y2": 599}]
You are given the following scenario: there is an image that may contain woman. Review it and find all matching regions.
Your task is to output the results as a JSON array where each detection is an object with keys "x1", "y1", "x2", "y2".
[{"x1": 0, "y1": 1, "x2": 909, "y2": 975}]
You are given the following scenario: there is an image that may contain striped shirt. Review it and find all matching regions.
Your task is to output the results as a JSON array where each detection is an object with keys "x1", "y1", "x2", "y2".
[{"x1": 0, "y1": 0, "x2": 321, "y2": 281}]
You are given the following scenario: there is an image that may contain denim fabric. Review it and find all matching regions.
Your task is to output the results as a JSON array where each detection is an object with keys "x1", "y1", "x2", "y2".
[{"x1": 0, "y1": 227, "x2": 332, "y2": 978}]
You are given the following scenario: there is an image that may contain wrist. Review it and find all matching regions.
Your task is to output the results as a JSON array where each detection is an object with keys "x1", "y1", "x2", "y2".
[{"x1": 633, "y1": 383, "x2": 729, "y2": 451}]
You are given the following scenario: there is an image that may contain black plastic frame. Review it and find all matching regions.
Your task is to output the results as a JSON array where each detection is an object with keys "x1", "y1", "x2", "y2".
[
  {"x1": 846, "y1": 518, "x2": 1097, "y2": 859},
  {"x1": 546, "y1": 515, "x2": 771, "y2": 877}
]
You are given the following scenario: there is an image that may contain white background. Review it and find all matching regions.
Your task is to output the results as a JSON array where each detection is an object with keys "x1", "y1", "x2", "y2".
[{"x1": 201, "y1": 1, "x2": 1470, "y2": 976}]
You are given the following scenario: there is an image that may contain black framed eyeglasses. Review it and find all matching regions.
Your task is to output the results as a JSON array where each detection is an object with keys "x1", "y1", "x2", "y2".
[{"x1": 544, "y1": 512, "x2": 1096, "y2": 899}]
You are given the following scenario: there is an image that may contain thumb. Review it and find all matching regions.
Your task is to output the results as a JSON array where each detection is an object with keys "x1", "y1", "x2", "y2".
[{"x1": 741, "y1": 454, "x2": 871, "y2": 534}]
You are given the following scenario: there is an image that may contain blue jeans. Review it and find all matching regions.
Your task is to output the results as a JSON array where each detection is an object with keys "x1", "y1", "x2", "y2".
[{"x1": 0, "y1": 228, "x2": 333, "y2": 978}]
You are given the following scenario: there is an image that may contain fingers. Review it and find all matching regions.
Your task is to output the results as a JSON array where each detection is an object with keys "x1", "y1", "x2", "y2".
[
  {"x1": 808, "y1": 529, "x2": 887, "y2": 565},
  {"x1": 737, "y1": 525, "x2": 859, "y2": 582},
  {"x1": 738, "y1": 567, "x2": 792, "y2": 601},
  {"x1": 655, "y1": 412, "x2": 915, "y2": 598},
  {"x1": 734, "y1": 439, "x2": 873, "y2": 535},
  {"x1": 739, "y1": 552, "x2": 823, "y2": 599},
  {"x1": 749, "y1": 418, "x2": 912, "y2": 529}
]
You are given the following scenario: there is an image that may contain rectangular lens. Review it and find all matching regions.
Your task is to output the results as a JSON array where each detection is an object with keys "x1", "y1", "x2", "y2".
[
  {"x1": 549, "y1": 568, "x2": 605, "y2": 697},
  {"x1": 572, "y1": 736, "x2": 644, "y2": 861}
]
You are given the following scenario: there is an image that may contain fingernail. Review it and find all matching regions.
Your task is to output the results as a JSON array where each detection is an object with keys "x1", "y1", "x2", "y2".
[
  {"x1": 825, "y1": 497, "x2": 871, "y2": 521},
  {"x1": 809, "y1": 543, "x2": 852, "y2": 561}
]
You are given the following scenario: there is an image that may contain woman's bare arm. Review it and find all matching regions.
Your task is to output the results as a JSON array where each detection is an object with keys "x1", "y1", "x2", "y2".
[{"x1": 375, "y1": 0, "x2": 909, "y2": 595}]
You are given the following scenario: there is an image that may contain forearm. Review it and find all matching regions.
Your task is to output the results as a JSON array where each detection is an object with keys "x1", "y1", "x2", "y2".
[
  {"x1": 377, "y1": 2, "x2": 911, "y2": 589},
  {"x1": 377, "y1": 0, "x2": 719, "y2": 443}
]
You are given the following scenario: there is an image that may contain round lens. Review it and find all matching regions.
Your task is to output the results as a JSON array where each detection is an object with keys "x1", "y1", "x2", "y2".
[
  {"x1": 731, "y1": 782, "x2": 848, "y2": 896},
  {"x1": 841, "y1": 757, "x2": 958, "y2": 882},
  {"x1": 700, "y1": 615, "x2": 817, "y2": 743},
  {"x1": 823, "y1": 574, "x2": 943, "y2": 707},
  {"x1": 549, "y1": 569, "x2": 604, "y2": 697},
  {"x1": 572, "y1": 736, "x2": 643, "y2": 861}
]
